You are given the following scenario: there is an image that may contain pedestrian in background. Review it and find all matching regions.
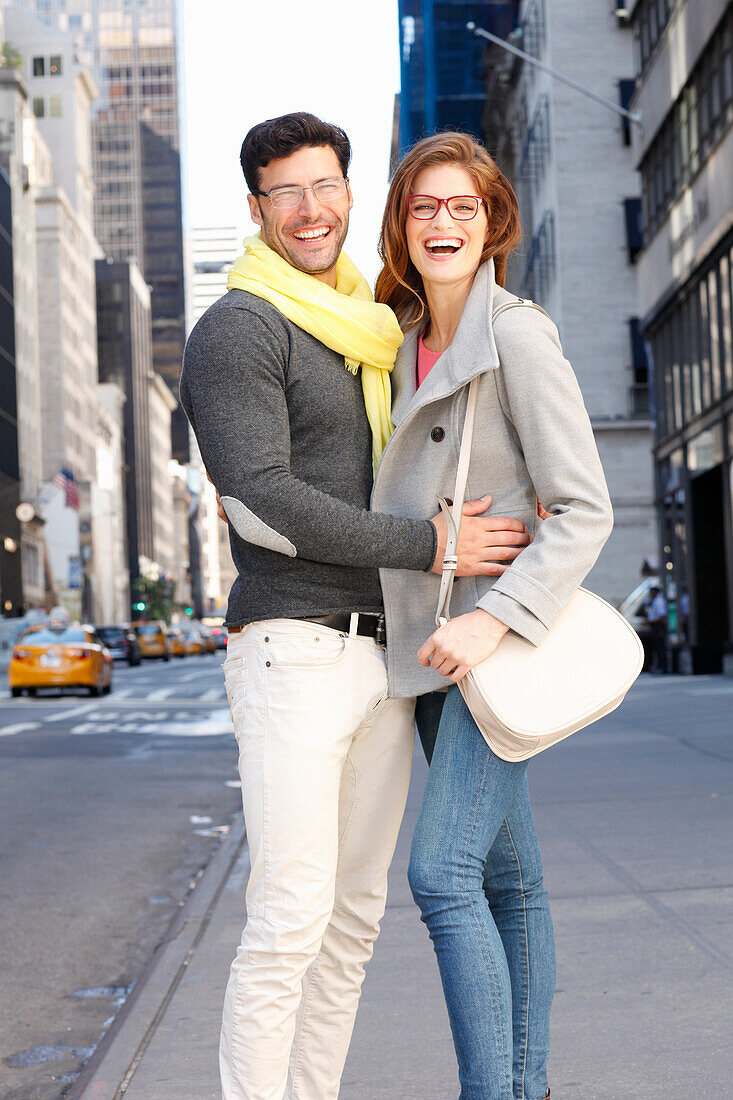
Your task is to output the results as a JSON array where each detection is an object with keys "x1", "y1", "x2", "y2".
[{"x1": 646, "y1": 584, "x2": 668, "y2": 674}]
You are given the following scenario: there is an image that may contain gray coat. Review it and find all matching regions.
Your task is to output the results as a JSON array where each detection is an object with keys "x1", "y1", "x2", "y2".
[{"x1": 372, "y1": 259, "x2": 614, "y2": 699}]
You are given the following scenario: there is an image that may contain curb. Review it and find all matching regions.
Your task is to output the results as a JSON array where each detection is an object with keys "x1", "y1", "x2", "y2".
[{"x1": 66, "y1": 814, "x2": 246, "y2": 1100}]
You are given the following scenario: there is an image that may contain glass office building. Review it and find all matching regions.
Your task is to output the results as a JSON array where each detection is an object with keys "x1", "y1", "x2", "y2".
[{"x1": 397, "y1": 0, "x2": 518, "y2": 155}]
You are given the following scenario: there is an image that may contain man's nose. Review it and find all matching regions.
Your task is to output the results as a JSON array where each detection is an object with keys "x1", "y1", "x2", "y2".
[{"x1": 298, "y1": 188, "x2": 321, "y2": 219}]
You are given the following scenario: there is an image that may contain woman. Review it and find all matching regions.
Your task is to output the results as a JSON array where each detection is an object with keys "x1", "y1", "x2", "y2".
[{"x1": 372, "y1": 133, "x2": 614, "y2": 1099}]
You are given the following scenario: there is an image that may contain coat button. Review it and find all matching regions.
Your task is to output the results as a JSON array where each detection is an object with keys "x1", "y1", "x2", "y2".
[{"x1": 431, "y1": 426, "x2": 445, "y2": 442}]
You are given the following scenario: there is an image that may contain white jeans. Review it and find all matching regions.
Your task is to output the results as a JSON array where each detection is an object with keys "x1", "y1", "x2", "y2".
[{"x1": 220, "y1": 616, "x2": 415, "y2": 1100}]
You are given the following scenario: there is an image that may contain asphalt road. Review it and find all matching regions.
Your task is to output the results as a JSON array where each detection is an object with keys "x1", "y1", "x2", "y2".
[{"x1": 0, "y1": 652, "x2": 242, "y2": 1100}]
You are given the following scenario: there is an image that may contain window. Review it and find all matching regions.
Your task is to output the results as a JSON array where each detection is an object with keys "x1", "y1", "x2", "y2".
[
  {"x1": 49, "y1": 55, "x2": 62, "y2": 76},
  {"x1": 32, "y1": 56, "x2": 45, "y2": 77},
  {"x1": 639, "y1": 5, "x2": 733, "y2": 238},
  {"x1": 624, "y1": 197, "x2": 644, "y2": 263},
  {"x1": 32, "y1": 97, "x2": 45, "y2": 118},
  {"x1": 49, "y1": 96, "x2": 62, "y2": 118}
]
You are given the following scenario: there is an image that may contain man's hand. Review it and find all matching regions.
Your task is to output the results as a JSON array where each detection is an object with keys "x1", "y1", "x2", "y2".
[
  {"x1": 430, "y1": 495, "x2": 530, "y2": 577},
  {"x1": 417, "y1": 608, "x2": 509, "y2": 682}
]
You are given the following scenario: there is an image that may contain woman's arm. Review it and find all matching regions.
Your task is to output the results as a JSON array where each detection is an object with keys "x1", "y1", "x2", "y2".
[{"x1": 420, "y1": 307, "x2": 613, "y2": 679}]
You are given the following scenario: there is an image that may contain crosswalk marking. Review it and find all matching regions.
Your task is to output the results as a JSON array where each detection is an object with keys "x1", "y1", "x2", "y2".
[
  {"x1": 1, "y1": 722, "x2": 41, "y2": 737},
  {"x1": 146, "y1": 687, "x2": 175, "y2": 701}
]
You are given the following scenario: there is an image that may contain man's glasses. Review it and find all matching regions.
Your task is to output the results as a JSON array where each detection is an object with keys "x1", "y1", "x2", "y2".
[
  {"x1": 407, "y1": 194, "x2": 483, "y2": 221},
  {"x1": 253, "y1": 177, "x2": 348, "y2": 210}
]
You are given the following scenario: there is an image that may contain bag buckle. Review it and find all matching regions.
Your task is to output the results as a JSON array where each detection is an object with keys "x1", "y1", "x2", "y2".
[{"x1": 375, "y1": 613, "x2": 386, "y2": 646}]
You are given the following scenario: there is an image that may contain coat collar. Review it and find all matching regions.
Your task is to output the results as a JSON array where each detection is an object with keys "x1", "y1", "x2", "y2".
[{"x1": 390, "y1": 257, "x2": 501, "y2": 429}]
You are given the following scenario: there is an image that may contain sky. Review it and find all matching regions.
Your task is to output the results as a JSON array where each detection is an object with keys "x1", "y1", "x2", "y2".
[{"x1": 182, "y1": 0, "x2": 401, "y2": 287}]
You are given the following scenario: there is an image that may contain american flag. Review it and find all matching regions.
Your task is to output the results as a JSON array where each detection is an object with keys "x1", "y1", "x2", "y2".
[{"x1": 53, "y1": 466, "x2": 80, "y2": 511}]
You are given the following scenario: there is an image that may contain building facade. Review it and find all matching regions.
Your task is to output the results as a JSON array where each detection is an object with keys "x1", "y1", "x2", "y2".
[
  {"x1": 14, "y1": 0, "x2": 189, "y2": 461},
  {"x1": 189, "y1": 225, "x2": 239, "y2": 614},
  {"x1": 397, "y1": 0, "x2": 658, "y2": 606},
  {"x1": 630, "y1": 0, "x2": 733, "y2": 673},
  {"x1": 147, "y1": 371, "x2": 176, "y2": 582},
  {"x1": 0, "y1": 58, "x2": 50, "y2": 611},
  {"x1": 0, "y1": 159, "x2": 23, "y2": 615},
  {"x1": 95, "y1": 257, "x2": 154, "y2": 610},
  {"x1": 398, "y1": 0, "x2": 516, "y2": 153}
]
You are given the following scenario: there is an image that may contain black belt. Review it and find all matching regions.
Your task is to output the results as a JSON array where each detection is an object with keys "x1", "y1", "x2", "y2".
[
  {"x1": 229, "y1": 613, "x2": 386, "y2": 644},
  {"x1": 295, "y1": 612, "x2": 386, "y2": 644}
]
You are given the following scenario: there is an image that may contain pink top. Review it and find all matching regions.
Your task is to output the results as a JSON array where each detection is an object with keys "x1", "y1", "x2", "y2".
[{"x1": 417, "y1": 332, "x2": 442, "y2": 387}]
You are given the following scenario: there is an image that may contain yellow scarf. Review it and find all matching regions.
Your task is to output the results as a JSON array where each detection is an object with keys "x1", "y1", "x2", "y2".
[{"x1": 227, "y1": 235, "x2": 403, "y2": 471}]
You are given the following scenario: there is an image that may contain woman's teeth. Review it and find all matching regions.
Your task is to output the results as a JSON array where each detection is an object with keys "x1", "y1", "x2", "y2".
[
  {"x1": 293, "y1": 227, "x2": 331, "y2": 241},
  {"x1": 424, "y1": 238, "x2": 463, "y2": 255}
]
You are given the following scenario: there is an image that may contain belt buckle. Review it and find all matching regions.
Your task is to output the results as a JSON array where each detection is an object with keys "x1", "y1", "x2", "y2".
[{"x1": 375, "y1": 613, "x2": 386, "y2": 646}]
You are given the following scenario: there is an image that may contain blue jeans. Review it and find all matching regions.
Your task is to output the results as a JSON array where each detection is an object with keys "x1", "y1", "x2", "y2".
[{"x1": 411, "y1": 688, "x2": 555, "y2": 1100}]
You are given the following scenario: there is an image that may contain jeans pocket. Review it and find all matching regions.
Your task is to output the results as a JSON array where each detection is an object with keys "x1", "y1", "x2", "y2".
[
  {"x1": 267, "y1": 628, "x2": 350, "y2": 670},
  {"x1": 224, "y1": 660, "x2": 247, "y2": 737}
]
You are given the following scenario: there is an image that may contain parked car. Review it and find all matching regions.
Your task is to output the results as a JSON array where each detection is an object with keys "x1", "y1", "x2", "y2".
[
  {"x1": 180, "y1": 627, "x2": 204, "y2": 656},
  {"x1": 9, "y1": 623, "x2": 113, "y2": 697},
  {"x1": 209, "y1": 624, "x2": 228, "y2": 651},
  {"x1": 132, "y1": 620, "x2": 170, "y2": 660},
  {"x1": 96, "y1": 625, "x2": 142, "y2": 666},
  {"x1": 167, "y1": 626, "x2": 187, "y2": 658},
  {"x1": 198, "y1": 626, "x2": 217, "y2": 654},
  {"x1": 618, "y1": 576, "x2": 659, "y2": 670}
]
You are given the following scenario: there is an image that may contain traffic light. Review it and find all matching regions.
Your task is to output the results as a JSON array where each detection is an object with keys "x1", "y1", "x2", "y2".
[
  {"x1": 134, "y1": 601, "x2": 146, "y2": 612},
  {"x1": 185, "y1": 606, "x2": 193, "y2": 616}
]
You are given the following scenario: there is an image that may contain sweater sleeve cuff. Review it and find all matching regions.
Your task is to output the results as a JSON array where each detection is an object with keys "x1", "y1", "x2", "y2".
[
  {"x1": 476, "y1": 589, "x2": 547, "y2": 647},
  {"x1": 421, "y1": 521, "x2": 438, "y2": 572}
]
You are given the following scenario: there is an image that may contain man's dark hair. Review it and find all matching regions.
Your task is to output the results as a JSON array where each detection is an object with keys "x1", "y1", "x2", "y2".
[{"x1": 240, "y1": 112, "x2": 352, "y2": 194}]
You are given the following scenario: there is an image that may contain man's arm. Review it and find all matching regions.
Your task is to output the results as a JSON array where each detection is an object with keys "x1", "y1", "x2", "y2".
[{"x1": 182, "y1": 306, "x2": 441, "y2": 571}]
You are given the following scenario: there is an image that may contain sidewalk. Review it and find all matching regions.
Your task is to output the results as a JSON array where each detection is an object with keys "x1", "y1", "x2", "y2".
[{"x1": 70, "y1": 675, "x2": 733, "y2": 1099}]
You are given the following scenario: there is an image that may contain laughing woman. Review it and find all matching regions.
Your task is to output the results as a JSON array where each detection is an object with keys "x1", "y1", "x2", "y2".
[{"x1": 372, "y1": 133, "x2": 613, "y2": 1099}]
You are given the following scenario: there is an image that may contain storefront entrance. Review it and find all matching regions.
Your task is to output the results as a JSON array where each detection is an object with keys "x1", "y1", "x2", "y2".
[{"x1": 690, "y1": 463, "x2": 731, "y2": 674}]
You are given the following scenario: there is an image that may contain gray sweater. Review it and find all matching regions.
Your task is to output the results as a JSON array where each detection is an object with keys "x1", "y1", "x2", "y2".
[{"x1": 179, "y1": 289, "x2": 437, "y2": 627}]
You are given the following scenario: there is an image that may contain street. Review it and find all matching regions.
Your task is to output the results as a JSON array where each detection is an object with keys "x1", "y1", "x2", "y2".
[
  {"x1": 2, "y1": 666, "x2": 733, "y2": 1099},
  {"x1": 0, "y1": 652, "x2": 242, "y2": 1100}
]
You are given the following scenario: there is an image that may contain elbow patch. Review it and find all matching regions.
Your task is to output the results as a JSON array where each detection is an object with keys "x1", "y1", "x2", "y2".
[{"x1": 221, "y1": 496, "x2": 297, "y2": 558}]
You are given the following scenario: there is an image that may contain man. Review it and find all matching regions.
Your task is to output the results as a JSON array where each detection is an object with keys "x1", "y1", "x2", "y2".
[{"x1": 180, "y1": 111, "x2": 529, "y2": 1100}]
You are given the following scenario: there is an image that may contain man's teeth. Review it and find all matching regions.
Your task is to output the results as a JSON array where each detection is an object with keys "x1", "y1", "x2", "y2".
[{"x1": 293, "y1": 227, "x2": 331, "y2": 240}]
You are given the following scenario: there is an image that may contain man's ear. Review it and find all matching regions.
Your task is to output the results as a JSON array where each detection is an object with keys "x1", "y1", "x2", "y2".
[
  {"x1": 247, "y1": 193, "x2": 263, "y2": 227},
  {"x1": 346, "y1": 181, "x2": 354, "y2": 212}
]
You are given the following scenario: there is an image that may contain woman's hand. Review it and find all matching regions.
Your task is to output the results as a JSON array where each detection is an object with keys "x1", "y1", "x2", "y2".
[{"x1": 417, "y1": 609, "x2": 509, "y2": 683}]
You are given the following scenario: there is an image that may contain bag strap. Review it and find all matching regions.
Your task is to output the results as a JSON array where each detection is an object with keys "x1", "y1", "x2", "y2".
[{"x1": 434, "y1": 297, "x2": 548, "y2": 628}]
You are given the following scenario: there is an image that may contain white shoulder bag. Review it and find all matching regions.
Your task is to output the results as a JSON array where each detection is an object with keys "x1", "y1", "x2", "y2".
[{"x1": 434, "y1": 301, "x2": 644, "y2": 762}]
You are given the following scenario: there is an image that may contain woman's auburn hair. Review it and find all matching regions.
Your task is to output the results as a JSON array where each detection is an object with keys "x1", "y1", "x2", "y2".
[{"x1": 374, "y1": 132, "x2": 522, "y2": 329}]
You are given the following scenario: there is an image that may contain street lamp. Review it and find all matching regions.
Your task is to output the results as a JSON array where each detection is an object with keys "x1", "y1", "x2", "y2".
[{"x1": 467, "y1": 21, "x2": 643, "y2": 129}]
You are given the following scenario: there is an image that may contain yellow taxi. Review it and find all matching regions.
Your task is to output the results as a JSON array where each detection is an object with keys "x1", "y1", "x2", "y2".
[
  {"x1": 132, "y1": 620, "x2": 170, "y2": 660},
  {"x1": 9, "y1": 624, "x2": 113, "y2": 697},
  {"x1": 167, "y1": 626, "x2": 187, "y2": 658}
]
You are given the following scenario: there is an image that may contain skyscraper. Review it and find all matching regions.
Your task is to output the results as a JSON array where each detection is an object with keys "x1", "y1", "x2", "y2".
[
  {"x1": 398, "y1": 0, "x2": 517, "y2": 154},
  {"x1": 15, "y1": 0, "x2": 189, "y2": 460}
]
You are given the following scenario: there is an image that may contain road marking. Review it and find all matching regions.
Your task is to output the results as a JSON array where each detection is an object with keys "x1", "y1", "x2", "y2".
[
  {"x1": 110, "y1": 687, "x2": 134, "y2": 699},
  {"x1": 146, "y1": 688, "x2": 175, "y2": 701},
  {"x1": 45, "y1": 704, "x2": 96, "y2": 723},
  {"x1": 69, "y1": 707, "x2": 233, "y2": 736},
  {"x1": 1, "y1": 722, "x2": 41, "y2": 737},
  {"x1": 200, "y1": 688, "x2": 224, "y2": 701}
]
